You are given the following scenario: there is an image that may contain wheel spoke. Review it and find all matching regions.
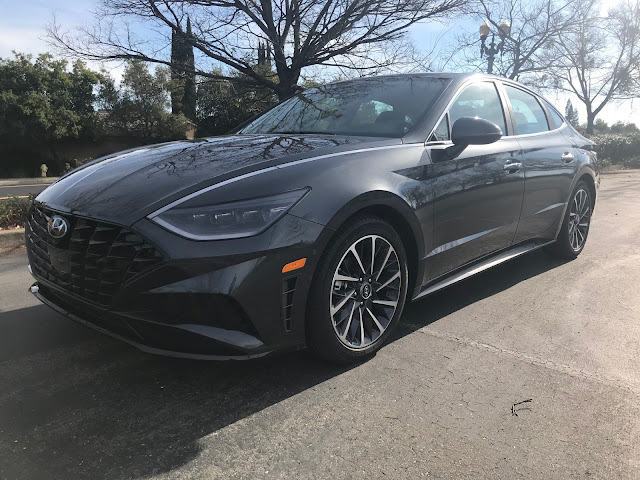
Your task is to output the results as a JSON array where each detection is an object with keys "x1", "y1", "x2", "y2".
[
  {"x1": 331, "y1": 290, "x2": 355, "y2": 316},
  {"x1": 372, "y1": 299, "x2": 398, "y2": 308},
  {"x1": 366, "y1": 307, "x2": 385, "y2": 333},
  {"x1": 350, "y1": 245, "x2": 367, "y2": 275},
  {"x1": 375, "y1": 244, "x2": 393, "y2": 282},
  {"x1": 334, "y1": 274, "x2": 360, "y2": 283},
  {"x1": 359, "y1": 308, "x2": 365, "y2": 346},
  {"x1": 339, "y1": 302, "x2": 356, "y2": 340},
  {"x1": 376, "y1": 271, "x2": 400, "y2": 293},
  {"x1": 370, "y1": 236, "x2": 376, "y2": 275},
  {"x1": 580, "y1": 201, "x2": 590, "y2": 217}
]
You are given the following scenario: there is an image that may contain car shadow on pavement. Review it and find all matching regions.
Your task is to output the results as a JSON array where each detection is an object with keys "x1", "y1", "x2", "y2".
[{"x1": 0, "y1": 250, "x2": 568, "y2": 479}]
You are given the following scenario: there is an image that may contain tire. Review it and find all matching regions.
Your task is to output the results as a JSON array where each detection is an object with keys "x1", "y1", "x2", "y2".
[
  {"x1": 306, "y1": 215, "x2": 409, "y2": 364},
  {"x1": 547, "y1": 180, "x2": 592, "y2": 259}
]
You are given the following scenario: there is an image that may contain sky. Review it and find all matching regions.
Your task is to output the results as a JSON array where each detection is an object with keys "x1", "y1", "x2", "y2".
[{"x1": 0, "y1": 0, "x2": 637, "y2": 127}]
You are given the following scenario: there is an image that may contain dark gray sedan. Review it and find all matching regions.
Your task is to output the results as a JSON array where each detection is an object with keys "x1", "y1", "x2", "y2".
[{"x1": 27, "y1": 73, "x2": 598, "y2": 363}]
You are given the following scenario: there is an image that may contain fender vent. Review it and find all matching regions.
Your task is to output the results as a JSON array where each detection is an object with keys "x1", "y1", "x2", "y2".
[{"x1": 281, "y1": 276, "x2": 298, "y2": 331}]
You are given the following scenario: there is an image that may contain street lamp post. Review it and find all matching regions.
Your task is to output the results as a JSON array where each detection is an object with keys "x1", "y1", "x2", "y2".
[{"x1": 479, "y1": 19, "x2": 511, "y2": 75}]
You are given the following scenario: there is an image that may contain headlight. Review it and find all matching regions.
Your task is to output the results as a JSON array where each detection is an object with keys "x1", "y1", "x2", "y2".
[{"x1": 150, "y1": 188, "x2": 309, "y2": 240}]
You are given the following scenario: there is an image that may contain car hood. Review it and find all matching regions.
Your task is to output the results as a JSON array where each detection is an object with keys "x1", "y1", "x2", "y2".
[{"x1": 37, "y1": 134, "x2": 398, "y2": 226}]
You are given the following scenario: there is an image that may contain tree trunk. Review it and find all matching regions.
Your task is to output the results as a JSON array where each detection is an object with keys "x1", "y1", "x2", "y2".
[
  {"x1": 586, "y1": 110, "x2": 595, "y2": 135},
  {"x1": 276, "y1": 68, "x2": 301, "y2": 101}
]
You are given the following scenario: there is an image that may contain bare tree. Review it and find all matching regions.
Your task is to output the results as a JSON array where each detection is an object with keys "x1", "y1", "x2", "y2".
[
  {"x1": 450, "y1": 0, "x2": 576, "y2": 80},
  {"x1": 47, "y1": 0, "x2": 465, "y2": 101},
  {"x1": 546, "y1": 0, "x2": 640, "y2": 134}
]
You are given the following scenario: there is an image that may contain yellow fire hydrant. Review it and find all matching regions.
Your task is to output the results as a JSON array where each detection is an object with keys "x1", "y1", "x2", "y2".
[{"x1": 40, "y1": 164, "x2": 48, "y2": 177}]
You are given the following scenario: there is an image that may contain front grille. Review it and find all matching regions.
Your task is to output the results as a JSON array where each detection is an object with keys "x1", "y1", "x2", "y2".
[{"x1": 26, "y1": 206, "x2": 164, "y2": 307}]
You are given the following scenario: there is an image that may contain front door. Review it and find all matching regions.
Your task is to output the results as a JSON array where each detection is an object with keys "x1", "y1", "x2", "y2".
[{"x1": 424, "y1": 81, "x2": 524, "y2": 282}]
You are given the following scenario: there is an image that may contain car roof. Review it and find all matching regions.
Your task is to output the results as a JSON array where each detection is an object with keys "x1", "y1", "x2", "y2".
[{"x1": 326, "y1": 72, "x2": 502, "y2": 84}]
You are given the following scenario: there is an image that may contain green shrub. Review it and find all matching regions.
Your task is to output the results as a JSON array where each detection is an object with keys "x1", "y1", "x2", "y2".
[
  {"x1": 0, "y1": 195, "x2": 34, "y2": 229},
  {"x1": 590, "y1": 133, "x2": 640, "y2": 168}
]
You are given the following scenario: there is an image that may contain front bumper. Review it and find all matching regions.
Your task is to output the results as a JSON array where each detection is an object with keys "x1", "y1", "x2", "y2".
[
  {"x1": 27, "y1": 212, "x2": 332, "y2": 359},
  {"x1": 30, "y1": 282, "x2": 270, "y2": 359}
]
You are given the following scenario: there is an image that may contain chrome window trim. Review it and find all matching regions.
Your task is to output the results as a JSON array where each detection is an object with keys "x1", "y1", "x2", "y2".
[{"x1": 424, "y1": 76, "x2": 568, "y2": 146}]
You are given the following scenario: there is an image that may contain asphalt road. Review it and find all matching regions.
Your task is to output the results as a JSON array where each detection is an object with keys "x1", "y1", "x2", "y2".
[
  {"x1": 0, "y1": 183, "x2": 50, "y2": 199},
  {"x1": 1, "y1": 171, "x2": 639, "y2": 480}
]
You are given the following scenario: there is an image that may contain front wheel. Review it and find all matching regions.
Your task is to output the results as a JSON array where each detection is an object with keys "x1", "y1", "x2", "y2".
[
  {"x1": 547, "y1": 180, "x2": 592, "y2": 259},
  {"x1": 306, "y1": 215, "x2": 409, "y2": 364}
]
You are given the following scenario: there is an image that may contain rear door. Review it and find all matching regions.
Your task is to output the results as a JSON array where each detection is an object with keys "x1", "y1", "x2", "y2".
[
  {"x1": 423, "y1": 81, "x2": 525, "y2": 282},
  {"x1": 500, "y1": 83, "x2": 575, "y2": 242}
]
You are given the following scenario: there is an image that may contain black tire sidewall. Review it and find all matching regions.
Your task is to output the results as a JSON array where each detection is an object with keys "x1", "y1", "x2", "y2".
[{"x1": 307, "y1": 216, "x2": 409, "y2": 363}]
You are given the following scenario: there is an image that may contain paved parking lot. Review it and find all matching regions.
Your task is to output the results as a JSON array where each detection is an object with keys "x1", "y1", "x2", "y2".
[{"x1": 1, "y1": 171, "x2": 639, "y2": 479}]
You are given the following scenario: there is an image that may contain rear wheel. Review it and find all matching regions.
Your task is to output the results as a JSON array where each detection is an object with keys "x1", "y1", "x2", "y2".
[
  {"x1": 547, "y1": 180, "x2": 592, "y2": 259},
  {"x1": 307, "y1": 215, "x2": 409, "y2": 364}
]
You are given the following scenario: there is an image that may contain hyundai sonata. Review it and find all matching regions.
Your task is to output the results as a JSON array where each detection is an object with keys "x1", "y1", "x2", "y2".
[{"x1": 26, "y1": 73, "x2": 598, "y2": 363}]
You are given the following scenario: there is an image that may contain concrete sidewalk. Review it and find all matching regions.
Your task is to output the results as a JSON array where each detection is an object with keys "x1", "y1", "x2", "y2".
[
  {"x1": 0, "y1": 178, "x2": 58, "y2": 199},
  {"x1": 0, "y1": 177, "x2": 58, "y2": 186}
]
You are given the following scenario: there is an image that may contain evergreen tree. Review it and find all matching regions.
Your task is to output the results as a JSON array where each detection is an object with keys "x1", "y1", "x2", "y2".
[
  {"x1": 565, "y1": 99, "x2": 579, "y2": 127},
  {"x1": 170, "y1": 18, "x2": 196, "y2": 122}
]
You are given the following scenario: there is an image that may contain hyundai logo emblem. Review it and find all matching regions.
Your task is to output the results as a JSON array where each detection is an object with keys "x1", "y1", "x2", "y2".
[{"x1": 47, "y1": 215, "x2": 69, "y2": 239}]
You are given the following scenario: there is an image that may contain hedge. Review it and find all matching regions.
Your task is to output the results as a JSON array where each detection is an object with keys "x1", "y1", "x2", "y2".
[
  {"x1": 0, "y1": 196, "x2": 34, "y2": 230},
  {"x1": 590, "y1": 133, "x2": 640, "y2": 169}
]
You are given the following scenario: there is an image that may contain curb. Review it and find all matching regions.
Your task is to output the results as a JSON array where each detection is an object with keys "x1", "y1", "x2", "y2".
[
  {"x1": 0, "y1": 228, "x2": 25, "y2": 249},
  {"x1": 600, "y1": 170, "x2": 639, "y2": 175},
  {"x1": 0, "y1": 177, "x2": 59, "y2": 186}
]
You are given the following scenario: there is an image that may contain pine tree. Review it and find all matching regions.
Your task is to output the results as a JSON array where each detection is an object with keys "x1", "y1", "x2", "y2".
[
  {"x1": 565, "y1": 99, "x2": 579, "y2": 127},
  {"x1": 170, "y1": 18, "x2": 196, "y2": 122}
]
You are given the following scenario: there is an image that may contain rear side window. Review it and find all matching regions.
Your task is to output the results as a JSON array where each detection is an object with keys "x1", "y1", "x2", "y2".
[
  {"x1": 545, "y1": 103, "x2": 565, "y2": 129},
  {"x1": 504, "y1": 85, "x2": 549, "y2": 135},
  {"x1": 449, "y1": 82, "x2": 507, "y2": 135}
]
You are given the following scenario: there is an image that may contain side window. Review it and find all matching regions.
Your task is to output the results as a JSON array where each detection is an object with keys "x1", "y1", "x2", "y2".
[
  {"x1": 429, "y1": 114, "x2": 449, "y2": 142},
  {"x1": 504, "y1": 85, "x2": 550, "y2": 135},
  {"x1": 449, "y1": 82, "x2": 506, "y2": 135},
  {"x1": 545, "y1": 103, "x2": 565, "y2": 129}
]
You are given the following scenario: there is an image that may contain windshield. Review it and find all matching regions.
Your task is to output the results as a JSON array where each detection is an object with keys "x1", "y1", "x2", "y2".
[{"x1": 238, "y1": 76, "x2": 450, "y2": 138}]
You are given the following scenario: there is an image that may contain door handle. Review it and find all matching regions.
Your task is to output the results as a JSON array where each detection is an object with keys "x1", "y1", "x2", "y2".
[
  {"x1": 503, "y1": 161, "x2": 522, "y2": 172},
  {"x1": 561, "y1": 152, "x2": 574, "y2": 163}
]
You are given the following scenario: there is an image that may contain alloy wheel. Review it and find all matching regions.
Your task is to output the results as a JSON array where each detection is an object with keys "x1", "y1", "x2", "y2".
[
  {"x1": 330, "y1": 234, "x2": 402, "y2": 350},
  {"x1": 568, "y1": 188, "x2": 591, "y2": 252}
]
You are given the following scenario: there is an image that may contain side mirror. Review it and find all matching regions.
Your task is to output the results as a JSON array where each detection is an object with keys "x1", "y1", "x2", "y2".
[{"x1": 451, "y1": 117, "x2": 502, "y2": 146}]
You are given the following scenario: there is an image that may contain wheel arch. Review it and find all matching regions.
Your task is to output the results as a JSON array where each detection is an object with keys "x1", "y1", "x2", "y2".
[
  {"x1": 553, "y1": 166, "x2": 598, "y2": 241},
  {"x1": 320, "y1": 192, "x2": 424, "y2": 299}
]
